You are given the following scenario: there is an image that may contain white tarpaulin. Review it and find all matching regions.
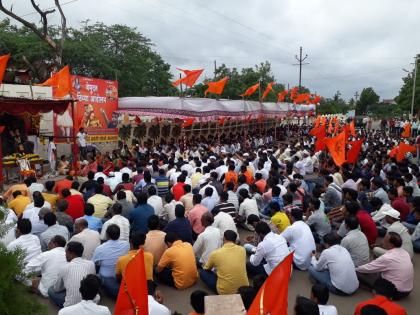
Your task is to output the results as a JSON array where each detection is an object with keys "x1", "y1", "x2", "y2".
[{"x1": 117, "y1": 97, "x2": 315, "y2": 121}]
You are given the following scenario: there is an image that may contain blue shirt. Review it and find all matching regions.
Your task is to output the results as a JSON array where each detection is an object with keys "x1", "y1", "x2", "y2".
[
  {"x1": 129, "y1": 203, "x2": 155, "y2": 233},
  {"x1": 164, "y1": 218, "x2": 193, "y2": 244},
  {"x1": 81, "y1": 215, "x2": 103, "y2": 232},
  {"x1": 92, "y1": 239, "x2": 129, "y2": 278},
  {"x1": 201, "y1": 197, "x2": 215, "y2": 212},
  {"x1": 263, "y1": 196, "x2": 284, "y2": 215},
  {"x1": 154, "y1": 175, "x2": 170, "y2": 197}
]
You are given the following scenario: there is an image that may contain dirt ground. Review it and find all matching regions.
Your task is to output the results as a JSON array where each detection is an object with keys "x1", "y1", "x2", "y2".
[{"x1": 35, "y1": 228, "x2": 419, "y2": 315}]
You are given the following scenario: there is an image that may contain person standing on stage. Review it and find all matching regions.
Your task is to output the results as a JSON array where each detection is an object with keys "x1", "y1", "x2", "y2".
[{"x1": 76, "y1": 128, "x2": 87, "y2": 160}]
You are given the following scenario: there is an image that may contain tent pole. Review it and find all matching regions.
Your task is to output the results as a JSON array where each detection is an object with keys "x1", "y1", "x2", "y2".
[{"x1": 71, "y1": 101, "x2": 78, "y2": 177}]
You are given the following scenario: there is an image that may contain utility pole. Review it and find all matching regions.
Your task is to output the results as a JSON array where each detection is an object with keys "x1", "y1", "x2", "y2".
[
  {"x1": 354, "y1": 91, "x2": 359, "y2": 103},
  {"x1": 214, "y1": 60, "x2": 217, "y2": 79},
  {"x1": 411, "y1": 55, "x2": 418, "y2": 117},
  {"x1": 294, "y1": 46, "x2": 309, "y2": 89}
]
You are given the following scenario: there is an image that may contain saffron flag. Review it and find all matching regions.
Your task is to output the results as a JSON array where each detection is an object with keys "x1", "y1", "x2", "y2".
[
  {"x1": 261, "y1": 82, "x2": 274, "y2": 100},
  {"x1": 182, "y1": 118, "x2": 195, "y2": 128},
  {"x1": 314, "y1": 116, "x2": 321, "y2": 128},
  {"x1": 114, "y1": 249, "x2": 148, "y2": 315},
  {"x1": 289, "y1": 87, "x2": 299, "y2": 100},
  {"x1": 315, "y1": 127, "x2": 327, "y2": 152},
  {"x1": 240, "y1": 83, "x2": 260, "y2": 97},
  {"x1": 388, "y1": 146, "x2": 398, "y2": 158},
  {"x1": 312, "y1": 95, "x2": 321, "y2": 104},
  {"x1": 401, "y1": 123, "x2": 411, "y2": 138},
  {"x1": 0, "y1": 53, "x2": 10, "y2": 83},
  {"x1": 396, "y1": 142, "x2": 416, "y2": 161},
  {"x1": 218, "y1": 117, "x2": 226, "y2": 126},
  {"x1": 38, "y1": 65, "x2": 71, "y2": 97},
  {"x1": 172, "y1": 69, "x2": 204, "y2": 87},
  {"x1": 333, "y1": 121, "x2": 340, "y2": 135},
  {"x1": 347, "y1": 138, "x2": 364, "y2": 164},
  {"x1": 320, "y1": 116, "x2": 327, "y2": 126},
  {"x1": 324, "y1": 131, "x2": 346, "y2": 166},
  {"x1": 309, "y1": 125, "x2": 324, "y2": 137},
  {"x1": 349, "y1": 120, "x2": 356, "y2": 137},
  {"x1": 247, "y1": 252, "x2": 294, "y2": 315},
  {"x1": 277, "y1": 90, "x2": 288, "y2": 102},
  {"x1": 205, "y1": 76, "x2": 228, "y2": 96},
  {"x1": 327, "y1": 118, "x2": 334, "y2": 134}
]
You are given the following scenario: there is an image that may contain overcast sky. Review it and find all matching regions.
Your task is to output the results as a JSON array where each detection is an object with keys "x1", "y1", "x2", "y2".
[{"x1": 2, "y1": 0, "x2": 419, "y2": 100}]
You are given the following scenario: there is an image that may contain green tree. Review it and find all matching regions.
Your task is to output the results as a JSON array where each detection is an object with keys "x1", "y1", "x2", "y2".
[
  {"x1": 0, "y1": 19, "x2": 175, "y2": 97},
  {"x1": 0, "y1": 205, "x2": 45, "y2": 314},
  {"x1": 395, "y1": 56, "x2": 420, "y2": 116},
  {"x1": 317, "y1": 91, "x2": 349, "y2": 114},
  {"x1": 190, "y1": 61, "x2": 284, "y2": 101},
  {"x1": 356, "y1": 87, "x2": 380, "y2": 115}
]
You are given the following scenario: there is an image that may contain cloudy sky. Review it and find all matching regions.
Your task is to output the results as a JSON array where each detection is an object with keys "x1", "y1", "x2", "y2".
[{"x1": 2, "y1": 0, "x2": 419, "y2": 100}]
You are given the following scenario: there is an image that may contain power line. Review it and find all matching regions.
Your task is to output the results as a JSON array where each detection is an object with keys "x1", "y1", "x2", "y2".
[{"x1": 20, "y1": 0, "x2": 79, "y2": 18}]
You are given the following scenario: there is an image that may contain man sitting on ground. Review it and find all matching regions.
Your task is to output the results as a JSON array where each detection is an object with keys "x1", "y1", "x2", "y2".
[{"x1": 310, "y1": 284, "x2": 337, "y2": 315}]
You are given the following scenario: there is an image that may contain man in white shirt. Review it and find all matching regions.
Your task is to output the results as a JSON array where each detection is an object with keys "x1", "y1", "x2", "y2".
[
  {"x1": 40, "y1": 212, "x2": 69, "y2": 251},
  {"x1": 212, "y1": 206, "x2": 238, "y2": 237},
  {"x1": 69, "y1": 219, "x2": 100, "y2": 260},
  {"x1": 193, "y1": 213, "x2": 222, "y2": 264},
  {"x1": 76, "y1": 128, "x2": 87, "y2": 160},
  {"x1": 238, "y1": 189, "x2": 260, "y2": 230},
  {"x1": 48, "y1": 241, "x2": 96, "y2": 308},
  {"x1": 7, "y1": 218, "x2": 41, "y2": 265},
  {"x1": 281, "y1": 208, "x2": 315, "y2": 270},
  {"x1": 58, "y1": 274, "x2": 111, "y2": 315},
  {"x1": 100, "y1": 203, "x2": 130, "y2": 242},
  {"x1": 310, "y1": 283, "x2": 338, "y2": 315},
  {"x1": 93, "y1": 165, "x2": 108, "y2": 181},
  {"x1": 309, "y1": 232, "x2": 359, "y2": 295},
  {"x1": 147, "y1": 280, "x2": 171, "y2": 315},
  {"x1": 47, "y1": 137, "x2": 57, "y2": 174},
  {"x1": 248, "y1": 221, "x2": 290, "y2": 276},
  {"x1": 25, "y1": 235, "x2": 67, "y2": 297},
  {"x1": 147, "y1": 186, "x2": 164, "y2": 217}
]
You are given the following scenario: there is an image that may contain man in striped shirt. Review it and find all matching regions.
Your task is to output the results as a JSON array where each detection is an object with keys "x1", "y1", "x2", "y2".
[{"x1": 212, "y1": 192, "x2": 237, "y2": 220}]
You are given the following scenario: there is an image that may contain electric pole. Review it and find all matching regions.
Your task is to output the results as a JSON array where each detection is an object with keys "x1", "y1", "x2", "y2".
[
  {"x1": 294, "y1": 46, "x2": 309, "y2": 89},
  {"x1": 214, "y1": 60, "x2": 217, "y2": 79},
  {"x1": 354, "y1": 91, "x2": 359, "y2": 103},
  {"x1": 411, "y1": 55, "x2": 418, "y2": 117}
]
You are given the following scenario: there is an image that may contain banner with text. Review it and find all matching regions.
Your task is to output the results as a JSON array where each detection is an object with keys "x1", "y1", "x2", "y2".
[{"x1": 54, "y1": 75, "x2": 118, "y2": 143}]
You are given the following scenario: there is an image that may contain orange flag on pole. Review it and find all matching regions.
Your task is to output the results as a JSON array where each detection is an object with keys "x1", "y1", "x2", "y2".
[
  {"x1": 247, "y1": 252, "x2": 293, "y2": 315},
  {"x1": 182, "y1": 118, "x2": 195, "y2": 128},
  {"x1": 277, "y1": 90, "x2": 288, "y2": 102},
  {"x1": 396, "y1": 142, "x2": 416, "y2": 161},
  {"x1": 205, "y1": 76, "x2": 228, "y2": 96},
  {"x1": 261, "y1": 82, "x2": 274, "y2": 101},
  {"x1": 240, "y1": 83, "x2": 260, "y2": 97},
  {"x1": 0, "y1": 53, "x2": 10, "y2": 83},
  {"x1": 349, "y1": 120, "x2": 356, "y2": 137},
  {"x1": 314, "y1": 115, "x2": 321, "y2": 128},
  {"x1": 327, "y1": 118, "x2": 334, "y2": 134},
  {"x1": 114, "y1": 249, "x2": 148, "y2": 315},
  {"x1": 324, "y1": 131, "x2": 346, "y2": 166},
  {"x1": 38, "y1": 65, "x2": 71, "y2": 97},
  {"x1": 172, "y1": 69, "x2": 204, "y2": 87},
  {"x1": 401, "y1": 123, "x2": 411, "y2": 138},
  {"x1": 347, "y1": 138, "x2": 364, "y2": 164}
]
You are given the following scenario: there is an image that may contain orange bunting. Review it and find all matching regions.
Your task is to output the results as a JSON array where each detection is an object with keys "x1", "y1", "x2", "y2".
[
  {"x1": 240, "y1": 83, "x2": 260, "y2": 97},
  {"x1": 205, "y1": 76, "x2": 228, "y2": 96},
  {"x1": 247, "y1": 253, "x2": 293, "y2": 315},
  {"x1": 182, "y1": 118, "x2": 195, "y2": 128},
  {"x1": 0, "y1": 53, "x2": 10, "y2": 83},
  {"x1": 401, "y1": 123, "x2": 411, "y2": 138},
  {"x1": 172, "y1": 69, "x2": 204, "y2": 88},
  {"x1": 261, "y1": 82, "x2": 274, "y2": 100},
  {"x1": 38, "y1": 65, "x2": 71, "y2": 97},
  {"x1": 324, "y1": 131, "x2": 346, "y2": 166}
]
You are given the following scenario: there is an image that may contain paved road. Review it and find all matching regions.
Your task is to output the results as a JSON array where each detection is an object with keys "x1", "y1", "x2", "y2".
[{"x1": 36, "y1": 228, "x2": 419, "y2": 315}]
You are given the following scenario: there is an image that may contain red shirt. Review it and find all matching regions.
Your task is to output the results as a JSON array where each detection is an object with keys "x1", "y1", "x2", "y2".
[
  {"x1": 357, "y1": 210, "x2": 378, "y2": 245},
  {"x1": 172, "y1": 182, "x2": 186, "y2": 201},
  {"x1": 64, "y1": 195, "x2": 85, "y2": 221},
  {"x1": 255, "y1": 179, "x2": 266, "y2": 194},
  {"x1": 55, "y1": 179, "x2": 72, "y2": 197},
  {"x1": 354, "y1": 295, "x2": 407, "y2": 315},
  {"x1": 102, "y1": 184, "x2": 113, "y2": 197},
  {"x1": 392, "y1": 197, "x2": 410, "y2": 221}
]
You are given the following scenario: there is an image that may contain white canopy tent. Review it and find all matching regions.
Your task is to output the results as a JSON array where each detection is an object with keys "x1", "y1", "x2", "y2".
[{"x1": 117, "y1": 96, "x2": 315, "y2": 121}]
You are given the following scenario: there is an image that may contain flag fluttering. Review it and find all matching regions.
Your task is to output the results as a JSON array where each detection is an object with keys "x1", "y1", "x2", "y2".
[
  {"x1": 401, "y1": 123, "x2": 411, "y2": 138},
  {"x1": 289, "y1": 87, "x2": 299, "y2": 100},
  {"x1": 324, "y1": 131, "x2": 346, "y2": 166},
  {"x1": 114, "y1": 249, "x2": 148, "y2": 315},
  {"x1": 395, "y1": 142, "x2": 416, "y2": 161},
  {"x1": 172, "y1": 69, "x2": 204, "y2": 88},
  {"x1": 205, "y1": 76, "x2": 228, "y2": 96},
  {"x1": 277, "y1": 90, "x2": 288, "y2": 102},
  {"x1": 0, "y1": 53, "x2": 10, "y2": 84},
  {"x1": 349, "y1": 120, "x2": 356, "y2": 137},
  {"x1": 182, "y1": 118, "x2": 195, "y2": 128},
  {"x1": 38, "y1": 65, "x2": 71, "y2": 97},
  {"x1": 347, "y1": 138, "x2": 364, "y2": 164},
  {"x1": 247, "y1": 252, "x2": 293, "y2": 315},
  {"x1": 240, "y1": 83, "x2": 260, "y2": 97},
  {"x1": 261, "y1": 82, "x2": 274, "y2": 101}
]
